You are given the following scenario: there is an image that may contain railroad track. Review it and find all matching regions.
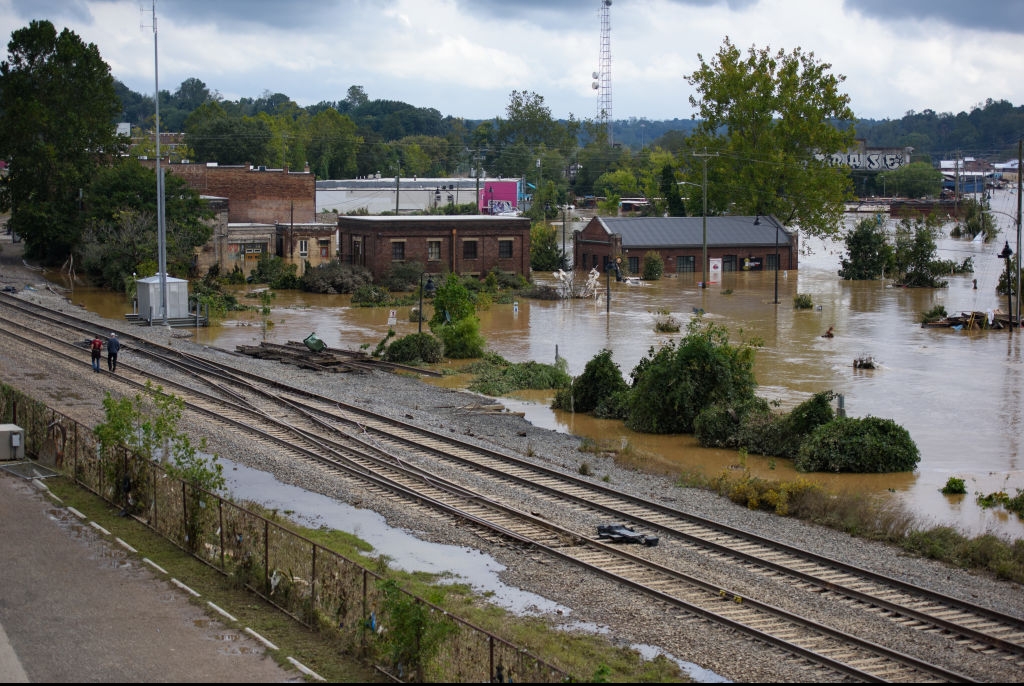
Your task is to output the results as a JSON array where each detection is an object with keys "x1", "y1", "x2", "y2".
[{"x1": 2, "y1": 292, "x2": 1020, "y2": 681}]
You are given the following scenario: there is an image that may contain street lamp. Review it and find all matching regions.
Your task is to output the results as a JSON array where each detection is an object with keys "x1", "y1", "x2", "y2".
[
  {"x1": 998, "y1": 241, "x2": 1014, "y2": 332},
  {"x1": 986, "y1": 206, "x2": 1021, "y2": 329},
  {"x1": 418, "y1": 273, "x2": 435, "y2": 334}
]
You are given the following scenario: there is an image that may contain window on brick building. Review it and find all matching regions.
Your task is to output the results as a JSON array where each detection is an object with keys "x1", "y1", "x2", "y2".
[
  {"x1": 319, "y1": 240, "x2": 330, "y2": 258},
  {"x1": 463, "y1": 240, "x2": 478, "y2": 260},
  {"x1": 498, "y1": 239, "x2": 513, "y2": 259},
  {"x1": 299, "y1": 239, "x2": 309, "y2": 257},
  {"x1": 392, "y1": 241, "x2": 406, "y2": 261},
  {"x1": 628, "y1": 256, "x2": 640, "y2": 274},
  {"x1": 676, "y1": 256, "x2": 695, "y2": 273},
  {"x1": 427, "y1": 240, "x2": 441, "y2": 261}
]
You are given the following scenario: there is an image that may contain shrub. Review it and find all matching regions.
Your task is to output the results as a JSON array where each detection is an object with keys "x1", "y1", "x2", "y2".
[
  {"x1": 626, "y1": 317, "x2": 759, "y2": 434},
  {"x1": 434, "y1": 317, "x2": 485, "y2": 359},
  {"x1": 641, "y1": 252, "x2": 664, "y2": 280},
  {"x1": 921, "y1": 304, "x2": 948, "y2": 324},
  {"x1": 301, "y1": 261, "x2": 373, "y2": 294},
  {"x1": 694, "y1": 396, "x2": 772, "y2": 449},
  {"x1": 552, "y1": 349, "x2": 628, "y2": 414},
  {"x1": 795, "y1": 416, "x2": 920, "y2": 473},
  {"x1": 941, "y1": 477, "x2": 967, "y2": 495},
  {"x1": 382, "y1": 333, "x2": 443, "y2": 364},
  {"x1": 793, "y1": 293, "x2": 814, "y2": 309},
  {"x1": 466, "y1": 354, "x2": 571, "y2": 396},
  {"x1": 351, "y1": 284, "x2": 392, "y2": 306}
]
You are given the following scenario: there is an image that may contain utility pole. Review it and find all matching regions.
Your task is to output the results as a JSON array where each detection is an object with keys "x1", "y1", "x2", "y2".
[
  {"x1": 693, "y1": 149, "x2": 718, "y2": 288},
  {"x1": 475, "y1": 148, "x2": 481, "y2": 215},
  {"x1": 1017, "y1": 137, "x2": 1022, "y2": 329},
  {"x1": 394, "y1": 167, "x2": 400, "y2": 214},
  {"x1": 148, "y1": 1, "x2": 168, "y2": 325}
]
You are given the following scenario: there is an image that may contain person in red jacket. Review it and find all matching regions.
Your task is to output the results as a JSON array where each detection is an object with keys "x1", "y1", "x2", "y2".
[{"x1": 90, "y1": 335, "x2": 103, "y2": 372}]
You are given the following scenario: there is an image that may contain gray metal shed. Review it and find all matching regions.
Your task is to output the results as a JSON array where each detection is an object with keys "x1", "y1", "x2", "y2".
[{"x1": 136, "y1": 274, "x2": 190, "y2": 322}]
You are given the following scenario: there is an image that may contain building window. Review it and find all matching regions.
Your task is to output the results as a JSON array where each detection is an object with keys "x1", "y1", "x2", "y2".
[
  {"x1": 298, "y1": 239, "x2": 309, "y2": 257},
  {"x1": 244, "y1": 243, "x2": 265, "y2": 255},
  {"x1": 319, "y1": 239, "x2": 330, "y2": 258},
  {"x1": 427, "y1": 240, "x2": 441, "y2": 261},
  {"x1": 676, "y1": 256, "x2": 695, "y2": 273},
  {"x1": 463, "y1": 240, "x2": 478, "y2": 260},
  {"x1": 498, "y1": 239, "x2": 513, "y2": 259},
  {"x1": 722, "y1": 255, "x2": 738, "y2": 272},
  {"x1": 628, "y1": 256, "x2": 640, "y2": 274},
  {"x1": 766, "y1": 253, "x2": 779, "y2": 271},
  {"x1": 392, "y1": 241, "x2": 406, "y2": 261}
]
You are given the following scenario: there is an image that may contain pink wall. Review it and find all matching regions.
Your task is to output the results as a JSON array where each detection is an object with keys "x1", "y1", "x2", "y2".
[{"x1": 479, "y1": 181, "x2": 519, "y2": 214}]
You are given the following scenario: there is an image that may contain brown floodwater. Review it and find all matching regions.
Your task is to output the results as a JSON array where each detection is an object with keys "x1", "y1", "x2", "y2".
[{"x1": 60, "y1": 190, "x2": 1024, "y2": 540}]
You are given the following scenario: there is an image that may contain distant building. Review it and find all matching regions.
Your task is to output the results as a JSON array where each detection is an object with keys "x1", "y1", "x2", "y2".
[
  {"x1": 574, "y1": 215, "x2": 797, "y2": 276},
  {"x1": 146, "y1": 160, "x2": 336, "y2": 277},
  {"x1": 336, "y1": 215, "x2": 531, "y2": 282},
  {"x1": 316, "y1": 177, "x2": 524, "y2": 215}
]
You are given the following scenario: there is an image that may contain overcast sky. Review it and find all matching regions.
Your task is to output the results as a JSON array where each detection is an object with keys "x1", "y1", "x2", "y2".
[{"x1": 3, "y1": 0, "x2": 1023, "y2": 123}]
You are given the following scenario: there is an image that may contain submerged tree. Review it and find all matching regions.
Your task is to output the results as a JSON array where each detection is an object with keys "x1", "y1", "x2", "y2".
[{"x1": 838, "y1": 217, "x2": 893, "y2": 280}]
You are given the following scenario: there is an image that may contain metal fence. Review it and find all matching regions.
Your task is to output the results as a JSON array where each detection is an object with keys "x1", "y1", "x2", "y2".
[{"x1": 0, "y1": 383, "x2": 568, "y2": 683}]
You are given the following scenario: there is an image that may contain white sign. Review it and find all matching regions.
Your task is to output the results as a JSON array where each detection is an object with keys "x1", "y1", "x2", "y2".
[{"x1": 709, "y1": 259, "x2": 722, "y2": 284}]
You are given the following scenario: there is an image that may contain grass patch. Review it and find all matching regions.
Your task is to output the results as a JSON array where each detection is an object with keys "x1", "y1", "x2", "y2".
[
  {"x1": 683, "y1": 466, "x2": 1024, "y2": 583},
  {"x1": 44, "y1": 476, "x2": 686, "y2": 682},
  {"x1": 43, "y1": 476, "x2": 381, "y2": 683}
]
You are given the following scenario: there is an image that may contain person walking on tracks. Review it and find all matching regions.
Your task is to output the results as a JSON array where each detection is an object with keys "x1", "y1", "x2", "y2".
[
  {"x1": 90, "y1": 335, "x2": 103, "y2": 372},
  {"x1": 107, "y1": 333, "x2": 120, "y2": 372}
]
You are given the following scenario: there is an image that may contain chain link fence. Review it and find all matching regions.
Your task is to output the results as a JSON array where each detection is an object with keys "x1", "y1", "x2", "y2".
[{"x1": 0, "y1": 383, "x2": 568, "y2": 683}]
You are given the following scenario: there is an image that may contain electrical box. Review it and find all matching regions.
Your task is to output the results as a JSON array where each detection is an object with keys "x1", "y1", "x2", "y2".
[{"x1": 0, "y1": 424, "x2": 25, "y2": 460}]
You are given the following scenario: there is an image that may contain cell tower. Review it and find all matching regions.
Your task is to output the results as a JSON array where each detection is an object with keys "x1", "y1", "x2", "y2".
[{"x1": 592, "y1": 0, "x2": 613, "y2": 144}]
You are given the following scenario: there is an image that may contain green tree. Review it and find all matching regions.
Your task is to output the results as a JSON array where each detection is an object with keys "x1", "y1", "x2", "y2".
[
  {"x1": 429, "y1": 273, "x2": 484, "y2": 358},
  {"x1": 626, "y1": 317, "x2": 760, "y2": 434},
  {"x1": 0, "y1": 20, "x2": 126, "y2": 264},
  {"x1": 685, "y1": 37, "x2": 856, "y2": 238},
  {"x1": 184, "y1": 102, "x2": 272, "y2": 165},
  {"x1": 877, "y1": 161, "x2": 943, "y2": 199},
  {"x1": 659, "y1": 164, "x2": 687, "y2": 216},
  {"x1": 79, "y1": 159, "x2": 213, "y2": 287},
  {"x1": 530, "y1": 222, "x2": 564, "y2": 271},
  {"x1": 890, "y1": 215, "x2": 948, "y2": 287},
  {"x1": 553, "y1": 349, "x2": 629, "y2": 416},
  {"x1": 641, "y1": 251, "x2": 664, "y2": 280},
  {"x1": 838, "y1": 217, "x2": 894, "y2": 280},
  {"x1": 307, "y1": 108, "x2": 360, "y2": 179}
]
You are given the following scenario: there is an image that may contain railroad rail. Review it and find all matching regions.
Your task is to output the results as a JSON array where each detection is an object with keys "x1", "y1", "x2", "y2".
[{"x1": 2, "y1": 291, "x2": 1019, "y2": 681}]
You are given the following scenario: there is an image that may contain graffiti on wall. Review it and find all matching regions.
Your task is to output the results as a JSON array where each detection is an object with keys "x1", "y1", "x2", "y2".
[{"x1": 815, "y1": 146, "x2": 912, "y2": 171}]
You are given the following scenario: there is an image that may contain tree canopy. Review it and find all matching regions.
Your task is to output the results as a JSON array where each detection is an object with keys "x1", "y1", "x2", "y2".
[
  {"x1": 0, "y1": 20, "x2": 126, "y2": 263},
  {"x1": 684, "y1": 37, "x2": 857, "y2": 238}
]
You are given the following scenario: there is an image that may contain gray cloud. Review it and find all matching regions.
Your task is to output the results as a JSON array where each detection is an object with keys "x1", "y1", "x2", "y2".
[{"x1": 843, "y1": 0, "x2": 1024, "y2": 35}]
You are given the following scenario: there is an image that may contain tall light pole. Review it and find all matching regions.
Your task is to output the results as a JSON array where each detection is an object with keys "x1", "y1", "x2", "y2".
[
  {"x1": 149, "y1": 1, "x2": 168, "y2": 325},
  {"x1": 418, "y1": 273, "x2": 435, "y2": 334}
]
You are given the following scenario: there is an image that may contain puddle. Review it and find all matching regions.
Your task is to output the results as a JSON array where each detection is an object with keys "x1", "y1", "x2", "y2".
[
  {"x1": 557, "y1": 621, "x2": 729, "y2": 682},
  {"x1": 631, "y1": 643, "x2": 730, "y2": 683},
  {"x1": 220, "y1": 458, "x2": 568, "y2": 617}
]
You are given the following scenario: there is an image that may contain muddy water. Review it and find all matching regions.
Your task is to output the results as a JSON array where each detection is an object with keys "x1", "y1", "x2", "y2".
[{"x1": 63, "y1": 190, "x2": 1024, "y2": 540}]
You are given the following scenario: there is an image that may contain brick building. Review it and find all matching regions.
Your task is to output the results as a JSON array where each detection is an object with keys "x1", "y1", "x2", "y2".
[
  {"x1": 147, "y1": 161, "x2": 337, "y2": 277},
  {"x1": 574, "y1": 215, "x2": 798, "y2": 278},
  {"x1": 336, "y1": 215, "x2": 532, "y2": 281}
]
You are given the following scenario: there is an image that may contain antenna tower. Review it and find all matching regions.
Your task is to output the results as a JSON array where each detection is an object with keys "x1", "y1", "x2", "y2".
[{"x1": 593, "y1": 0, "x2": 613, "y2": 144}]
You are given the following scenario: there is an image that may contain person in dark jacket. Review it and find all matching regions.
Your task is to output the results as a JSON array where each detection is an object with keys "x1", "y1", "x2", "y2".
[{"x1": 107, "y1": 333, "x2": 121, "y2": 372}]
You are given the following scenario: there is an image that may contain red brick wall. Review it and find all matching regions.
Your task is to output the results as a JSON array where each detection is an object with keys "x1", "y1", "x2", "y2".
[{"x1": 144, "y1": 162, "x2": 315, "y2": 224}]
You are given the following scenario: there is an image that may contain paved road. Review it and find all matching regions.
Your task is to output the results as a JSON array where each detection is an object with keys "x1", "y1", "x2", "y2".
[{"x1": 0, "y1": 468, "x2": 299, "y2": 682}]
